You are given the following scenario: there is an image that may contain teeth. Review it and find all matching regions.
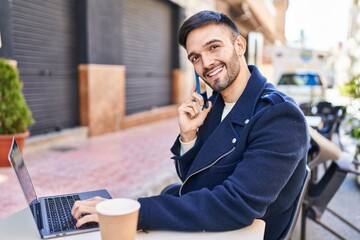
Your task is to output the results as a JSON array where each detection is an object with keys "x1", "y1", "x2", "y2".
[{"x1": 208, "y1": 67, "x2": 223, "y2": 77}]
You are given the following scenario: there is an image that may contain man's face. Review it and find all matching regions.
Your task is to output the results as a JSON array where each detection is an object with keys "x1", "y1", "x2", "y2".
[{"x1": 186, "y1": 24, "x2": 241, "y2": 92}]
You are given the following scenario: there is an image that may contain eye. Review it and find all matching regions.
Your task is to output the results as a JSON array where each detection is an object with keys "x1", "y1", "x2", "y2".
[
  {"x1": 190, "y1": 55, "x2": 199, "y2": 63},
  {"x1": 209, "y1": 44, "x2": 220, "y2": 51}
]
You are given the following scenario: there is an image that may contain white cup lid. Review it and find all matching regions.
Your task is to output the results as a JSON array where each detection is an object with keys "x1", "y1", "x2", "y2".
[{"x1": 96, "y1": 198, "x2": 141, "y2": 216}]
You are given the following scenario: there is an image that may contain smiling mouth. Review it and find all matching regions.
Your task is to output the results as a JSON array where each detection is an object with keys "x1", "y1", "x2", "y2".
[{"x1": 206, "y1": 66, "x2": 224, "y2": 78}]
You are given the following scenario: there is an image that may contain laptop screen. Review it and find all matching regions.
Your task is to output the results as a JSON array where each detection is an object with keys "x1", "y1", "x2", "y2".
[{"x1": 8, "y1": 138, "x2": 37, "y2": 205}]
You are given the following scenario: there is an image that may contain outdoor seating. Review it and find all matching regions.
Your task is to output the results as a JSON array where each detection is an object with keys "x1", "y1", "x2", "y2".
[
  {"x1": 300, "y1": 127, "x2": 360, "y2": 240},
  {"x1": 312, "y1": 101, "x2": 345, "y2": 142},
  {"x1": 299, "y1": 102, "x2": 312, "y2": 116},
  {"x1": 307, "y1": 127, "x2": 341, "y2": 171},
  {"x1": 333, "y1": 105, "x2": 347, "y2": 150},
  {"x1": 279, "y1": 166, "x2": 311, "y2": 240}
]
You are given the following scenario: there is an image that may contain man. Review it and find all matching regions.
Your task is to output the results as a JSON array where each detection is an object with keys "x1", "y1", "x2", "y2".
[{"x1": 72, "y1": 10, "x2": 308, "y2": 239}]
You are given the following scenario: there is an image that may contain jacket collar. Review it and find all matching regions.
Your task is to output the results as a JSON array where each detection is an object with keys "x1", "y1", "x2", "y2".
[
  {"x1": 186, "y1": 65, "x2": 268, "y2": 176},
  {"x1": 227, "y1": 65, "x2": 267, "y2": 126},
  {"x1": 201, "y1": 65, "x2": 267, "y2": 132}
]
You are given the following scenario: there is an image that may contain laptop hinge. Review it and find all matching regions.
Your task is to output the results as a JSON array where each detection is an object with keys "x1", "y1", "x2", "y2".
[{"x1": 30, "y1": 199, "x2": 43, "y2": 231}]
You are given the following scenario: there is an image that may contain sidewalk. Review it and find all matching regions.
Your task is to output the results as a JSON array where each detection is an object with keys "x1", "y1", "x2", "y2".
[
  {"x1": 0, "y1": 118, "x2": 180, "y2": 220},
  {"x1": 0, "y1": 117, "x2": 359, "y2": 239}
]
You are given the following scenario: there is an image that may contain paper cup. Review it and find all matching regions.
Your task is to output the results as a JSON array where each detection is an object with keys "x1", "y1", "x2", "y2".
[{"x1": 96, "y1": 198, "x2": 141, "y2": 240}]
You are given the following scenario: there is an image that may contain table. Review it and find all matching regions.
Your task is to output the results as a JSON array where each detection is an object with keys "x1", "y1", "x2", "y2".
[{"x1": 0, "y1": 208, "x2": 265, "y2": 240}]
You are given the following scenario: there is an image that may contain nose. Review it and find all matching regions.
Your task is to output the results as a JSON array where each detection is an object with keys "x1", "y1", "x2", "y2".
[{"x1": 201, "y1": 53, "x2": 215, "y2": 70}]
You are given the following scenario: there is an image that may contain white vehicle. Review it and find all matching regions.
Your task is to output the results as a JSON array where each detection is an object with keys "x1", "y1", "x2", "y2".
[{"x1": 276, "y1": 71, "x2": 326, "y2": 105}]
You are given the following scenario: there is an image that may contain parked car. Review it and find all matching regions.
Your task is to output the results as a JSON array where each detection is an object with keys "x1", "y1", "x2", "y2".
[{"x1": 276, "y1": 71, "x2": 326, "y2": 106}]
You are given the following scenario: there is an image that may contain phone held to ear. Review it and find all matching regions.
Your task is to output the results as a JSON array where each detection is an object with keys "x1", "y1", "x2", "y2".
[
  {"x1": 195, "y1": 71, "x2": 201, "y2": 95},
  {"x1": 194, "y1": 71, "x2": 207, "y2": 110}
]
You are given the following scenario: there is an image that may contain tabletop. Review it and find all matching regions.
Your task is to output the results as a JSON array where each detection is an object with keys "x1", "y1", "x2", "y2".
[{"x1": 0, "y1": 207, "x2": 265, "y2": 240}]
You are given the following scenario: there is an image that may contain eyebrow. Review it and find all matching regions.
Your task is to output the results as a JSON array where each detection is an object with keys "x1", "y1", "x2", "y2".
[{"x1": 187, "y1": 39, "x2": 224, "y2": 60}]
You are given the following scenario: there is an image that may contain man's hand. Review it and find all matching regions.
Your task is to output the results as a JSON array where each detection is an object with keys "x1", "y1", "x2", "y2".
[
  {"x1": 178, "y1": 91, "x2": 212, "y2": 142},
  {"x1": 71, "y1": 196, "x2": 106, "y2": 228}
]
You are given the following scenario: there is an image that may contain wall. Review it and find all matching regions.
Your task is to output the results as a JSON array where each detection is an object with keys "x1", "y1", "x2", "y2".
[
  {"x1": 168, "y1": 0, "x2": 216, "y2": 98},
  {"x1": 0, "y1": 0, "x2": 13, "y2": 58},
  {"x1": 79, "y1": 64, "x2": 125, "y2": 136},
  {"x1": 79, "y1": 0, "x2": 186, "y2": 134},
  {"x1": 83, "y1": 0, "x2": 124, "y2": 64}
]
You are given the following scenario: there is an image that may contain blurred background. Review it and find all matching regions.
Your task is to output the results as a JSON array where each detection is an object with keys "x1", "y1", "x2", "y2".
[
  {"x1": 0, "y1": 1, "x2": 360, "y2": 239},
  {"x1": 0, "y1": 0, "x2": 359, "y2": 138}
]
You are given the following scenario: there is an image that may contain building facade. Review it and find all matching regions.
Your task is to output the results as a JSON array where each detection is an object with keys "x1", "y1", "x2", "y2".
[{"x1": 0, "y1": 0, "x2": 286, "y2": 137}]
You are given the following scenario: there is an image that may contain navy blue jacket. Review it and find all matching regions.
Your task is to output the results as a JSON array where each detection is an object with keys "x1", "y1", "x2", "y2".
[{"x1": 138, "y1": 65, "x2": 308, "y2": 239}]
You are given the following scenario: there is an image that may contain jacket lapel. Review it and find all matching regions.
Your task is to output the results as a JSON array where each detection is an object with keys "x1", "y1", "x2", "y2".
[{"x1": 185, "y1": 65, "x2": 268, "y2": 177}]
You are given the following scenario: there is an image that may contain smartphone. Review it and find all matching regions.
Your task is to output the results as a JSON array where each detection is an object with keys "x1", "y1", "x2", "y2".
[
  {"x1": 195, "y1": 71, "x2": 201, "y2": 95},
  {"x1": 194, "y1": 71, "x2": 207, "y2": 110}
]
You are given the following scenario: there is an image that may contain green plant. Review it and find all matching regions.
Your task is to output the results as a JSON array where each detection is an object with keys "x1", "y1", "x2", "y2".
[
  {"x1": 344, "y1": 74, "x2": 360, "y2": 98},
  {"x1": 0, "y1": 58, "x2": 34, "y2": 134},
  {"x1": 344, "y1": 75, "x2": 360, "y2": 139}
]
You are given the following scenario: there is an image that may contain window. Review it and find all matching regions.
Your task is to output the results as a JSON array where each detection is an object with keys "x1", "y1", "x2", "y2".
[{"x1": 278, "y1": 73, "x2": 322, "y2": 86}]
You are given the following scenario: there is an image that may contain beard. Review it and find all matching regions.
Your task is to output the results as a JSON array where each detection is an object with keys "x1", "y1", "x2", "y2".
[{"x1": 203, "y1": 48, "x2": 241, "y2": 92}]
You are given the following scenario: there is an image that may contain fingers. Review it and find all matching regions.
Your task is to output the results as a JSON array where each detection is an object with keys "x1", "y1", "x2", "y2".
[
  {"x1": 178, "y1": 90, "x2": 212, "y2": 120},
  {"x1": 201, "y1": 100, "x2": 212, "y2": 114},
  {"x1": 71, "y1": 196, "x2": 105, "y2": 227},
  {"x1": 179, "y1": 98, "x2": 201, "y2": 119},
  {"x1": 75, "y1": 214, "x2": 99, "y2": 228},
  {"x1": 188, "y1": 101, "x2": 201, "y2": 117},
  {"x1": 177, "y1": 91, "x2": 212, "y2": 139},
  {"x1": 191, "y1": 92, "x2": 205, "y2": 107},
  {"x1": 73, "y1": 205, "x2": 98, "y2": 221},
  {"x1": 72, "y1": 198, "x2": 92, "y2": 217}
]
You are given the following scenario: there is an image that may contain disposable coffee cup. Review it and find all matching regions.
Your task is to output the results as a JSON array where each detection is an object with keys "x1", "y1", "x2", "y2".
[{"x1": 96, "y1": 198, "x2": 141, "y2": 240}]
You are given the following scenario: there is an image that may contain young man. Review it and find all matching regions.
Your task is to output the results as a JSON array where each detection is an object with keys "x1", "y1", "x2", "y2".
[{"x1": 72, "y1": 10, "x2": 308, "y2": 239}]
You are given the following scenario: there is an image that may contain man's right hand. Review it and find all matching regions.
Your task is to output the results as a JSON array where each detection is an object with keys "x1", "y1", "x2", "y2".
[{"x1": 178, "y1": 91, "x2": 212, "y2": 142}]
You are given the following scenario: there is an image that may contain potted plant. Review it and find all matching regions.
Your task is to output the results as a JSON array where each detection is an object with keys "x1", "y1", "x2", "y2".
[
  {"x1": 343, "y1": 74, "x2": 360, "y2": 185},
  {"x1": 0, "y1": 58, "x2": 34, "y2": 167}
]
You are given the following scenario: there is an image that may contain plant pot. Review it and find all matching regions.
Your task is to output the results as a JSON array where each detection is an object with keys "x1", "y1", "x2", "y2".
[{"x1": 0, "y1": 131, "x2": 30, "y2": 167}]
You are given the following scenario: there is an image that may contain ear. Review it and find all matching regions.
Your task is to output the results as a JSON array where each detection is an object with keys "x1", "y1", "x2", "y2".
[{"x1": 234, "y1": 35, "x2": 247, "y2": 56}]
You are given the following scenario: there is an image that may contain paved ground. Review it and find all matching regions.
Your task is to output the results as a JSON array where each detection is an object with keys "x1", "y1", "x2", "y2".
[
  {"x1": 0, "y1": 117, "x2": 359, "y2": 239},
  {"x1": 0, "y1": 118, "x2": 180, "y2": 220},
  {"x1": 293, "y1": 120, "x2": 360, "y2": 240}
]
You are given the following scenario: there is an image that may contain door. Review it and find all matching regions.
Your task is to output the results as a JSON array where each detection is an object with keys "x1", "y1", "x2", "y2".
[
  {"x1": 122, "y1": 0, "x2": 174, "y2": 115},
  {"x1": 11, "y1": 0, "x2": 80, "y2": 135}
]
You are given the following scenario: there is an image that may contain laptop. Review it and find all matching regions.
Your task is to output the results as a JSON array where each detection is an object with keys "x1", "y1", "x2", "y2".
[{"x1": 8, "y1": 137, "x2": 112, "y2": 239}]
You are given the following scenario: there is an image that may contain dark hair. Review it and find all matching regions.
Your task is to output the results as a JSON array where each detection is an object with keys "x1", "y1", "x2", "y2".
[{"x1": 178, "y1": 10, "x2": 240, "y2": 48}]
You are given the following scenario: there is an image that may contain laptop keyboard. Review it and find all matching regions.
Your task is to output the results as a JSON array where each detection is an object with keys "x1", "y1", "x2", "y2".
[{"x1": 45, "y1": 195, "x2": 98, "y2": 233}]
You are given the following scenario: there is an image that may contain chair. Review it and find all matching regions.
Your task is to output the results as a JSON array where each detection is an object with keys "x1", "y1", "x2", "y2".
[
  {"x1": 300, "y1": 127, "x2": 360, "y2": 240},
  {"x1": 333, "y1": 105, "x2": 347, "y2": 150},
  {"x1": 279, "y1": 166, "x2": 311, "y2": 240},
  {"x1": 307, "y1": 127, "x2": 341, "y2": 171},
  {"x1": 313, "y1": 101, "x2": 343, "y2": 141},
  {"x1": 299, "y1": 102, "x2": 313, "y2": 116}
]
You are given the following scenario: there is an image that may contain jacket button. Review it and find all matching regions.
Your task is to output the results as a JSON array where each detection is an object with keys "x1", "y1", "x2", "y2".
[
  {"x1": 245, "y1": 119, "x2": 249, "y2": 124},
  {"x1": 232, "y1": 138, "x2": 237, "y2": 144}
]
